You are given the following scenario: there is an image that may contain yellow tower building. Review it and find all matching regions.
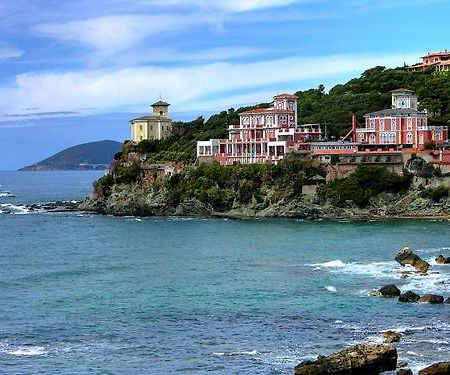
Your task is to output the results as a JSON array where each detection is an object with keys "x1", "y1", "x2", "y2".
[{"x1": 130, "y1": 100, "x2": 173, "y2": 143}]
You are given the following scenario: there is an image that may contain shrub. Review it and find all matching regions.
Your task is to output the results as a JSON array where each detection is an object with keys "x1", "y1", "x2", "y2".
[
  {"x1": 421, "y1": 185, "x2": 449, "y2": 202},
  {"x1": 114, "y1": 164, "x2": 141, "y2": 184},
  {"x1": 93, "y1": 173, "x2": 114, "y2": 196}
]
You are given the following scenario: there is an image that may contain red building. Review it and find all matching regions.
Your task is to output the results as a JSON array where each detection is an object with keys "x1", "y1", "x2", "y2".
[
  {"x1": 197, "y1": 93, "x2": 322, "y2": 165},
  {"x1": 356, "y1": 89, "x2": 447, "y2": 149},
  {"x1": 408, "y1": 50, "x2": 450, "y2": 72}
]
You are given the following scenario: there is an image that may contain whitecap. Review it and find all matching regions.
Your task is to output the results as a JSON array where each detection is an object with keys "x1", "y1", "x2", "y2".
[
  {"x1": 309, "y1": 260, "x2": 347, "y2": 268},
  {"x1": 7, "y1": 346, "x2": 47, "y2": 357},
  {"x1": 213, "y1": 349, "x2": 257, "y2": 357},
  {"x1": 324, "y1": 286, "x2": 337, "y2": 293},
  {"x1": 0, "y1": 203, "x2": 31, "y2": 215}
]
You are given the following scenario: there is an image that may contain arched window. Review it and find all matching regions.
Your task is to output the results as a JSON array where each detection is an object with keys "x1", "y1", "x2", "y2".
[
  {"x1": 391, "y1": 118, "x2": 396, "y2": 131},
  {"x1": 369, "y1": 134, "x2": 376, "y2": 144},
  {"x1": 407, "y1": 132, "x2": 413, "y2": 145},
  {"x1": 419, "y1": 134, "x2": 424, "y2": 145}
]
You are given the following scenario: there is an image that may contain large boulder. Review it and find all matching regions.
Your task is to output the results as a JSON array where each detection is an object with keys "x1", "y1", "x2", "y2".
[
  {"x1": 294, "y1": 344, "x2": 397, "y2": 375},
  {"x1": 418, "y1": 362, "x2": 450, "y2": 374},
  {"x1": 435, "y1": 255, "x2": 450, "y2": 264},
  {"x1": 419, "y1": 294, "x2": 444, "y2": 304},
  {"x1": 379, "y1": 284, "x2": 401, "y2": 297},
  {"x1": 398, "y1": 291, "x2": 421, "y2": 303},
  {"x1": 395, "y1": 247, "x2": 430, "y2": 274},
  {"x1": 382, "y1": 331, "x2": 401, "y2": 343}
]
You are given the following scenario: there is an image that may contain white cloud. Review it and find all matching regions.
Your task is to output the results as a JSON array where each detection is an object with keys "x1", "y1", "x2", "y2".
[
  {"x1": 144, "y1": 0, "x2": 303, "y2": 12},
  {"x1": 0, "y1": 52, "x2": 419, "y2": 120},
  {"x1": 34, "y1": 14, "x2": 210, "y2": 57},
  {"x1": 0, "y1": 46, "x2": 23, "y2": 61}
]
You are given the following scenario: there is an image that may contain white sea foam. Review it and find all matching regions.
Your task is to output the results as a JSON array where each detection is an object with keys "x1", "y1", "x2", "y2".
[
  {"x1": 0, "y1": 203, "x2": 31, "y2": 215},
  {"x1": 324, "y1": 286, "x2": 337, "y2": 293},
  {"x1": 213, "y1": 349, "x2": 257, "y2": 357},
  {"x1": 0, "y1": 344, "x2": 47, "y2": 357}
]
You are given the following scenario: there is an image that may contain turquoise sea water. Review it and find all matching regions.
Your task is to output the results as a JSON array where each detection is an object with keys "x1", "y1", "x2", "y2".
[{"x1": 0, "y1": 171, "x2": 449, "y2": 374}]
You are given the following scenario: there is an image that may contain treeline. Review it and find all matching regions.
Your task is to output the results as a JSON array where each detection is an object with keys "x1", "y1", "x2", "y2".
[{"x1": 297, "y1": 66, "x2": 450, "y2": 137}]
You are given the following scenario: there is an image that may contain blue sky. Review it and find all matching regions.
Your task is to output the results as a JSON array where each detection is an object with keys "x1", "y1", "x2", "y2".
[{"x1": 0, "y1": 0, "x2": 449, "y2": 169}]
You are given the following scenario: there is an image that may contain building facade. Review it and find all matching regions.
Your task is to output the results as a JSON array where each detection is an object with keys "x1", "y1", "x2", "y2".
[
  {"x1": 197, "y1": 93, "x2": 322, "y2": 165},
  {"x1": 408, "y1": 50, "x2": 450, "y2": 72},
  {"x1": 130, "y1": 100, "x2": 173, "y2": 143},
  {"x1": 356, "y1": 89, "x2": 447, "y2": 149}
]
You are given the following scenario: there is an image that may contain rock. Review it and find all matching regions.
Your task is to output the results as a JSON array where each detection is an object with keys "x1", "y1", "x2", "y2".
[
  {"x1": 419, "y1": 294, "x2": 444, "y2": 304},
  {"x1": 369, "y1": 289, "x2": 382, "y2": 297},
  {"x1": 382, "y1": 331, "x2": 401, "y2": 343},
  {"x1": 397, "y1": 361, "x2": 409, "y2": 368},
  {"x1": 444, "y1": 298, "x2": 450, "y2": 304},
  {"x1": 395, "y1": 247, "x2": 430, "y2": 274},
  {"x1": 435, "y1": 255, "x2": 450, "y2": 264},
  {"x1": 379, "y1": 284, "x2": 401, "y2": 297},
  {"x1": 398, "y1": 291, "x2": 421, "y2": 303},
  {"x1": 418, "y1": 362, "x2": 450, "y2": 374},
  {"x1": 400, "y1": 271, "x2": 414, "y2": 279},
  {"x1": 294, "y1": 344, "x2": 397, "y2": 375},
  {"x1": 398, "y1": 369, "x2": 413, "y2": 375}
]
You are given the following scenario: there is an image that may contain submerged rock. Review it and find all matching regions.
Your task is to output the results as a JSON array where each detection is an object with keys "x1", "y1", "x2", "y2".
[
  {"x1": 382, "y1": 331, "x2": 401, "y2": 343},
  {"x1": 419, "y1": 294, "x2": 444, "y2": 304},
  {"x1": 435, "y1": 255, "x2": 450, "y2": 264},
  {"x1": 294, "y1": 344, "x2": 397, "y2": 375},
  {"x1": 395, "y1": 247, "x2": 430, "y2": 274},
  {"x1": 444, "y1": 298, "x2": 450, "y2": 304},
  {"x1": 419, "y1": 362, "x2": 450, "y2": 374},
  {"x1": 369, "y1": 289, "x2": 382, "y2": 297},
  {"x1": 398, "y1": 291, "x2": 421, "y2": 303},
  {"x1": 379, "y1": 284, "x2": 401, "y2": 297}
]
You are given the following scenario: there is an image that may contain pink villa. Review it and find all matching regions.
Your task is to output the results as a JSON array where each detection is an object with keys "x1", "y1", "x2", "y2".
[
  {"x1": 356, "y1": 89, "x2": 447, "y2": 149},
  {"x1": 408, "y1": 50, "x2": 450, "y2": 72},
  {"x1": 197, "y1": 93, "x2": 322, "y2": 165}
]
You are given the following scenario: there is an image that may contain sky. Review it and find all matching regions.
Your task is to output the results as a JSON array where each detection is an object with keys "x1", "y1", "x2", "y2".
[{"x1": 0, "y1": 0, "x2": 449, "y2": 170}]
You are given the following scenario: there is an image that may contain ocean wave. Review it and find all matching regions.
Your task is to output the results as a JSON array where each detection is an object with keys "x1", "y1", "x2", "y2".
[
  {"x1": 0, "y1": 203, "x2": 32, "y2": 215},
  {"x1": 213, "y1": 349, "x2": 257, "y2": 357},
  {"x1": 0, "y1": 343, "x2": 47, "y2": 357},
  {"x1": 324, "y1": 286, "x2": 337, "y2": 293}
]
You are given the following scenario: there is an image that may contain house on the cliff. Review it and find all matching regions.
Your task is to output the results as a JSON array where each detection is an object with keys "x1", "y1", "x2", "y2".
[
  {"x1": 197, "y1": 93, "x2": 322, "y2": 165},
  {"x1": 130, "y1": 100, "x2": 173, "y2": 143}
]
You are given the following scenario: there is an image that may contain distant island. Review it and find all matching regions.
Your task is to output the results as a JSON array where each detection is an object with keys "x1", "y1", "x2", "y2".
[{"x1": 19, "y1": 140, "x2": 122, "y2": 171}]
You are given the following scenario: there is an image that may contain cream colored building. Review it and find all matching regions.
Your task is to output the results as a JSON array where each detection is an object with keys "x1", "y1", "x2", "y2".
[{"x1": 130, "y1": 100, "x2": 173, "y2": 143}]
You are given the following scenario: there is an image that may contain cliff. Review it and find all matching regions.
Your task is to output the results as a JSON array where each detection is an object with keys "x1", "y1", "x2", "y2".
[{"x1": 81, "y1": 147, "x2": 450, "y2": 220}]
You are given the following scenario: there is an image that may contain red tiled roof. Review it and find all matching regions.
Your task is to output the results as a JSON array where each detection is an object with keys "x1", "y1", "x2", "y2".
[
  {"x1": 273, "y1": 93, "x2": 298, "y2": 99},
  {"x1": 239, "y1": 108, "x2": 294, "y2": 115},
  {"x1": 421, "y1": 51, "x2": 450, "y2": 58}
]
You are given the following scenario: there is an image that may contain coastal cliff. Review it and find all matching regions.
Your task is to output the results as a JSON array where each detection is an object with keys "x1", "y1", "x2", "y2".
[{"x1": 81, "y1": 147, "x2": 450, "y2": 219}]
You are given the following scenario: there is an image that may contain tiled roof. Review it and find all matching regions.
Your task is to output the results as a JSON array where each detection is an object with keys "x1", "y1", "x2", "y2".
[
  {"x1": 365, "y1": 108, "x2": 425, "y2": 117},
  {"x1": 130, "y1": 115, "x2": 172, "y2": 122},
  {"x1": 151, "y1": 100, "x2": 170, "y2": 106},
  {"x1": 273, "y1": 93, "x2": 298, "y2": 99},
  {"x1": 239, "y1": 108, "x2": 293, "y2": 115}
]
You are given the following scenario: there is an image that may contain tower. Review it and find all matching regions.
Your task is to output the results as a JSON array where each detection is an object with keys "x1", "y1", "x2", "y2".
[
  {"x1": 273, "y1": 93, "x2": 298, "y2": 126},
  {"x1": 151, "y1": 100, "x2": 170, "y2": 118},
  {"x1": 391, "y1": 89, "x2": 418, "y2": 110}
]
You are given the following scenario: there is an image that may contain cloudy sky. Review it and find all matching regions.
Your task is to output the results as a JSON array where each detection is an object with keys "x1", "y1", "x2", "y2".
[{"x1": 0, "y1": 0, "x2": 448, "y2": 169}]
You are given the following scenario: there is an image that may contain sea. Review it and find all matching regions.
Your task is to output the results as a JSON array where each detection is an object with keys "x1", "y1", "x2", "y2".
[{"x1": 0, "y1": 171, "x2": 449, "y2": 374}]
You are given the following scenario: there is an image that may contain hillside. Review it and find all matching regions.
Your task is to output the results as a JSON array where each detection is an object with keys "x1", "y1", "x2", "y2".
[
  {"x1": 127, "y1": 66, "x2": 450, "y2": 163},
  {"x1": 20, "y1": 140, "x2": 122, "y2": 171}
]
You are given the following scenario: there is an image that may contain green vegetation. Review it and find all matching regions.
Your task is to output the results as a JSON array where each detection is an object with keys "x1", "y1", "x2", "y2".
[
  {"x1": 164, "y1": 158, "x2": 325, "y2": 211},
  {"x1": 296, "y1": 66, "x2": 450, "y2": 137},
  {"x1": 323, "y1": 166, "x2": 412, "y2": 207},
  {"x1": 420, "y1": 185, "x2": 449, "y2": 202}
]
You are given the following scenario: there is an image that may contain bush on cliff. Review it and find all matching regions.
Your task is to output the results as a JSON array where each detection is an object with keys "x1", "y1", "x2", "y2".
[
  {"x1": 420, "y1": 185, "x2": 449, "y2": 202},
  {"x1": 324, "y1": 166, "x2": 411, "y2": 207}
]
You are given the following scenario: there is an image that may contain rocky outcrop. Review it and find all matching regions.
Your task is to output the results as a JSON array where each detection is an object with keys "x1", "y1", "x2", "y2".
[
  {"x1": 419, "y1": 362, "x2": 450, "y2": 374},
  {"x1": 382, "y1": 331, "x2": 401, "y2": 343},
  {"x1": 398, "y1": 291, "x2": 421, "y2": 303},
  {"x1": 395, "y1": 247, "x2": 430, "y2": 274},
  {"x1": 435, "y1": 255, "x2": 450, "y2": 264},
  {"x1": 418, "y1": 294, "x2": 444, "y2": 304},
  {"x1": 294, "y1": 344, "x2": 397, "y2": 375},
  {"x1": 379, "y1": 284, "x2": 401, "y2": 297}
]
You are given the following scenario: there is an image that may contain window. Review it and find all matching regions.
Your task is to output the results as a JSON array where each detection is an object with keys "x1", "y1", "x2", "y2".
[
  {"x1": 407, "y1": 132, "x2": 413, "y2": 144},
  {"x1": 369, "y1": 134, "x2": 376, "y2": 144},
  {"x1": 389, "y1": 132, "x2": 395, "y2": 144},
  {"x1": 379, "y1": 118, "x2": 385, "y2": 131},
  {"x1": 391, "y1": 118, "x2": 396, "y2": 131},
  {"x1": 407, "y1": 117, "x2": 413, "y2": 130},
  {"x1": 369, "y1": 118, "x2": 375, "y2": 129}
]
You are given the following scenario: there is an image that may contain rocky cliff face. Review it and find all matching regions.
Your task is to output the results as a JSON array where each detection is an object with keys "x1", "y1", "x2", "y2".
[{"x1": 80, "y1": 177, "x2": 450, "y2": 220}]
